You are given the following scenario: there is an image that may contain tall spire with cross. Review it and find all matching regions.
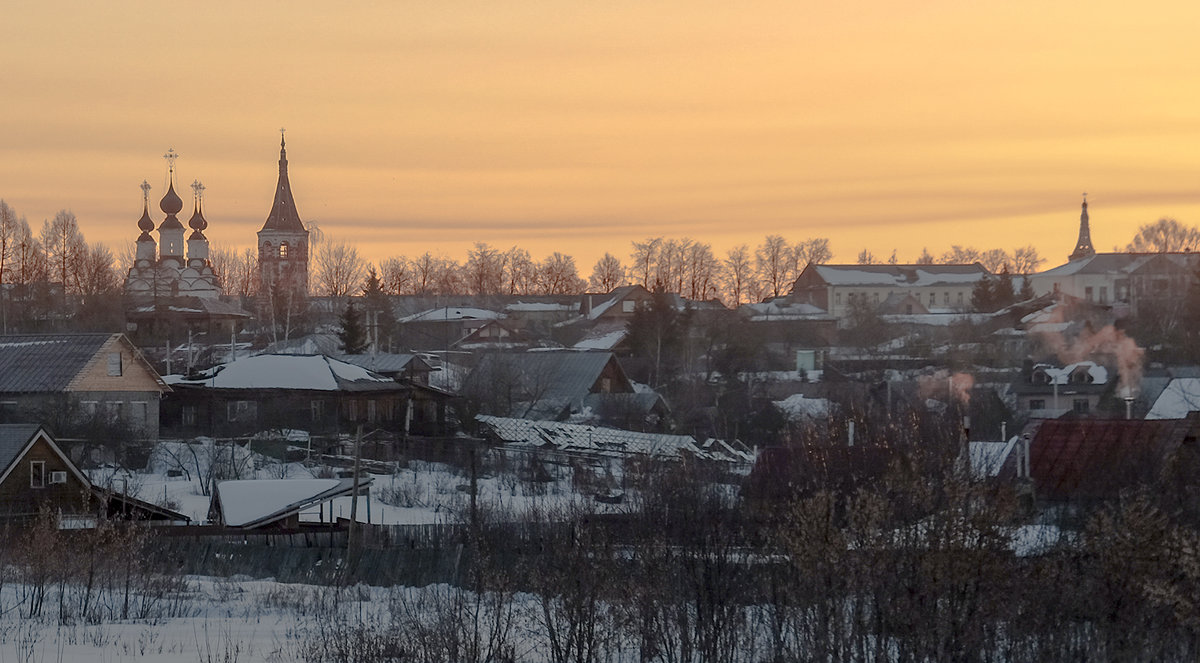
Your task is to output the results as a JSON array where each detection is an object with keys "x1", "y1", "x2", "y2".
[{"x1": 1069, "y1": 193, "x2": 1096, "y2": 261}]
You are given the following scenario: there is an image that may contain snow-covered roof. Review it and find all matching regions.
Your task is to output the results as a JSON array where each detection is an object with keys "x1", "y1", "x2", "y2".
[
  {"x1": 400, "y1": 307, "x2": 503, "y2": 323},
  {"x1": 505, "y1": 302, "x2": 575, "y2": 313},
  {"x1": 213, "y1": 478, "x2": 369, "y2": 528},
  {"x1": 476, "y1": 415, "x2": 745, "y2": 463},
  {"x1": 968, "y1": 438, "x2": 1018, "y2": 477},
  {"x1": 573, "y1": 323, "x2": 628, "y2": 350},
  {"x1": 773, "y1": 394, "x2": 831, "y2": 421},
  {"x1": 1146, "y1": 378, "x2": 1200, "y2": 419},
  {"x1": 1035, "y1": 361, "x2": 1108, "y2": 386},
  {"x1": 810, "y1": 264, "x2": 988, "y2": 288},
  {"x1": 740, "y1": 300, "x2": 830, "y2": 320},
  {"x1": 167, "y1": 354, "x2": 397, "y2": 391}
]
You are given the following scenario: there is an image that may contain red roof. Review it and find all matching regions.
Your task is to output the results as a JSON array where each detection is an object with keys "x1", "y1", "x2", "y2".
[{"x1": 1028, "y1": 416, "x2": 1198, "y2": 502}]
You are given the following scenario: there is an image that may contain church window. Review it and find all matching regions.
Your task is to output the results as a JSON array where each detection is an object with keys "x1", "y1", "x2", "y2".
[
  {"x1": 263, "y1": 242, "x2": 272, "y2": 258},
  {"x1": 280, "y1": 242, "x2": 289, "y2": 259}
]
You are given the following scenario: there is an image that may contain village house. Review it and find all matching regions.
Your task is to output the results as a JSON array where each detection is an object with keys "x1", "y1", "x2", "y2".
[
  {"x1": 0, "y1": 424, "x2": 188, "y2": 524},
  {"x1": 0, "y1": 333, "x2": 170, "y2": 441},
  {"x1": 465, "y1": 351, "x2": 669, "y2": 429},
  {"x1": 160, "y1": 354, "x2": 411, "y2": 439},
  {"x1": 788, "y1": 263, "x2": 991, "y2": 319}
]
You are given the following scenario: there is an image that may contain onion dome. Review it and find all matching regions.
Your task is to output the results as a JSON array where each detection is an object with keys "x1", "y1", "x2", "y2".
[
  {"x1": 188, "y1": 180, "x2": 208, "y2": 239},
  {"x1": 159, "y1": 179, "x2": 183, "y2": 216},
  {"x1": 136, "y1": 180, "x2": 154, "y2": 241}
]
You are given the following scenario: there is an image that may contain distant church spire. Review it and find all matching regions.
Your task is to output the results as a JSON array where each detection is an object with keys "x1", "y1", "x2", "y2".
[
  {"x1": 1069, "y1": 193, "x2": 1096, "y2": 261},
  {"x1": 260, "y1": 129, "x2": 305, "y2": 232}
]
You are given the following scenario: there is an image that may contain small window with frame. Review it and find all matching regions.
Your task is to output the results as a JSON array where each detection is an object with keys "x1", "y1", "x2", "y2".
[
  {"x1": 107, "y1": 352, "x2": 122, "y2": 377},
  {"x1": 30, "y1": 460, "x2": 45, "y2": 489}
]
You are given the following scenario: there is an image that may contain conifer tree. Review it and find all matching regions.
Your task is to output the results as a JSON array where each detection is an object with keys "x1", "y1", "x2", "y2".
[{"x1": 337, "y1": 301, "x2": 369, "y2": 354}]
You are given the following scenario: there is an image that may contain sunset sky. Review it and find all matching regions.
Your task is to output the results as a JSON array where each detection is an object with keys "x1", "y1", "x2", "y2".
[{"x1": 3, "y1": 1, "x2": 1200, "y2": 272}]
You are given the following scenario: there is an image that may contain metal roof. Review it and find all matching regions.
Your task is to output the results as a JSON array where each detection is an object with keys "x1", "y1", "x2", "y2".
[
  {"x1": 0, "y1": 424, "x2": 43, "y2": 477},
  {"x1": 476, "y1": 415, "x2": 742, "y2": 462},
  {"x1": 0, "y1": 334, "x2": 114, "y2": 393},
  {"x1": 1028, "y1": 417, "x2": 1194, "y2": 501}
]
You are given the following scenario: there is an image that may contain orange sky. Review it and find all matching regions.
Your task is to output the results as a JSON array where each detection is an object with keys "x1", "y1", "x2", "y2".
[{"x1": 3, "y1": 1, "x2": 1200, "y2": 273}]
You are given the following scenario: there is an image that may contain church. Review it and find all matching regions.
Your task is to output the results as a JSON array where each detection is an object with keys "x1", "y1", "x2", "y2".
[{"x1": 124, "y1": 149, "x2": 220, "y2": 300}]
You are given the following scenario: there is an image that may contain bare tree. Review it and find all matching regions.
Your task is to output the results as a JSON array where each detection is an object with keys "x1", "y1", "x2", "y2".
[
  {"x1": 76, "y1": 243, "x2": 119, "y2": 296},
  {"x1": 978, "y1": 248, "x2": 1011, "y2": 273},
  {"x1": 40, "y1": 210, "x2": 86, "y2": 296},
  {"x1": 1127, "y1": 218, "x2": 1200, "y2": 253},
  {"x1": 504, "y1": 247, "x2": 536, "y2": 295},
  {"x1": 312, "y1": 235, "x2": 366, "y2": 298},
  {"x1": 722, "y1": 244, "x2": 753, "y2": 306},
  {"x1": 756, "y1": 235, "x2": 791, "y2": 298},
  {"x1": 537, "y1": 252, "x2": 586, "y2": 295},
  {"x1": 378, "y1": 256, "x2": 412, "y2": 294},
  {"x1": 856, "y1": 248, "x2": 878, "y2": 265},
  {"x1": 940, "y1": 245, "x2": 982, "y2": 264},
  {"x1": 1011, "y1": 244, "x2": 1044, "y2": 274},
  {"x1": 684, "y1": 241, "x2": 721, "y2": 300},
  {"x1": 629, "y1": 237, "x2": 662, "y2": 288},
  {"x1": 589, "y1": 252, "x2": 625, "y2": 293},
  {"x1": 915, "y1": 247, "x2": 936, "y2": 264},
  {"x1": 466, "y1": 242, "x2": 505, "y2": 295}
]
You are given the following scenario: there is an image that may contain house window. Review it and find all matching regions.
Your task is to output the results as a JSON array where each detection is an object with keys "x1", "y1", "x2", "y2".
[
  {"x1": 622, "y1": 300, "x2": 636, "y2": 313},
  {"x1": 1099, "y1": 286, "x2": 1108, "y2": 303},
  {"x1": 182, "y1": 406, "x2": 197, "y2": 426},
  {"x1": 130, "y1": 402, "x2": 148, "y2": 427},
  {"x1": 81, "y1": 401, "x2": 99, "y2": 418},
  {"x1": 872, "y1": 292, "x2": 879, "y2": 304},
  {"x1": 601, "y1": 377, "x2": 612, "y2": 393},
  {"x1": 367, "y1": 400, "x2": 378, "y2": 423},
  {"x1": 835, "y1": 292, "x2": 841, "y2": 305},
  {"x1": 30, "y1": 461, "x2": 44, "y2": 489},
  {"x1": 104, "y1": 401, "x2": 122, "y2": 421},
  {"x1": 1029, "y1": 399, "x2": 1045, "y2": 410},
  {"x1": 107, "y1": 352, "x2": 122, "y2": 377},
  {"x1": 311, "y1": 400, "x2": 324, "y2": 421},
  {"x1": 1085, "y1": 287, "x2": 1093, "y2": 301},
  {"x1": 279, "y1": 242, "x2": 289, "y2": 259},
  {"x1": 347, "y1": 400, "x2": 359, "y2": 421},
  {"x1": 943, "y1": 292, "x2": 949, "y2": 305},
  {"x1": 929, "y1": 293, "x2": 936, "y2": 306},
  {"x1": 227, "y1": 401, "x2": 256, "y2": 423},
  {"x1": 957, "y1": 292, "x2": 963, "y2": 305},
  {"x1": 1073, "y1": 399, "x2": 1090, "y2": 414}
]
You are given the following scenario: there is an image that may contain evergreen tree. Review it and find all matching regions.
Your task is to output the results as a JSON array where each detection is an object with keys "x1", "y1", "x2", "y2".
[
  {"x1": 360, "y1": 267, "x2": 397, "y2": 351},
  {"x1": 337, "y1": 301, "x2": 369, "y2": 354}
]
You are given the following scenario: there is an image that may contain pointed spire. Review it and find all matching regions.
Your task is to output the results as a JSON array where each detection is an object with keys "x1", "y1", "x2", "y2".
[
  {"x1": 1069, "y1": 192, "x2": 1096, "y2": 261},
  {"x1": 260, "y1": 133, "x2": 307, "y2": 233}
]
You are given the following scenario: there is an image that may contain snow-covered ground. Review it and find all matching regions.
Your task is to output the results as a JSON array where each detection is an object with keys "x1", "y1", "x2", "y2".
[{"x1": 94, "y1": 441, "x2": 617, "y2": 526}]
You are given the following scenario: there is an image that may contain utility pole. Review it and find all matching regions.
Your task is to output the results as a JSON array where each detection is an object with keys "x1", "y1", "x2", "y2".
[{"x1": 346, "y1": 424, "x2": 363, "y2": 576}]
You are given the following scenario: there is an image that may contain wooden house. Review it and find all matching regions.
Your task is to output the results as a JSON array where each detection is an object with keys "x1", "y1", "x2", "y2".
[
  {"x1": 0, "y1": 333, "x2": 170, "y2": 441},
  {"x1": 161, "y1": 354, "x2": 410, "y2": 438},
  {"x1": 0, "y1": 424, "x2": 188, "y2": 524}
]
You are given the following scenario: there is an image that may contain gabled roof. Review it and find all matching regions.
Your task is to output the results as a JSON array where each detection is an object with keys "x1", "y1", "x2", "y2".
[
  {"x1": 1147, "y1": 378, "x2": 1200, "y2": 420},
  {"x1": 335, "y1": 353, "x2": 431, "y2": 377},
  {"x1": 167, "y1": 354, "x2": 398, "y2": 392},
  {"x1": 210, "y1": 478, "x2": 370, "y2": 528},
  {"x1": 1027, "y1": 417, "x2": 1195, "y2": 501},
  {"x1": 0, "y1": 424, "x2": 90, "y2": 489},
  {"x1": 0, "y1": 334, "x2": 166, "y2": 393},
  {"x1": 472, "y1": 351, "x2": 630, "y2": 419}
]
